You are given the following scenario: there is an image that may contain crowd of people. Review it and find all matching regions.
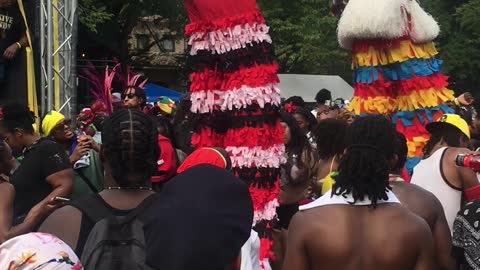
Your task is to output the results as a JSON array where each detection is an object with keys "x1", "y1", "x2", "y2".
[{"x1": 0, "y1": 84, "x2": 479, "y2": 270}]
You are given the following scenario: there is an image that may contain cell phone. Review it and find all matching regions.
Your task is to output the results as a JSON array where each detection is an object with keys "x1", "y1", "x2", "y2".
[{"x1": 53, "y1": 196, "x2": 70, "y2": 203}]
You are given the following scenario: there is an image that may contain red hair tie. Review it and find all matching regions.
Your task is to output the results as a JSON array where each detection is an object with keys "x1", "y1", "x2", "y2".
[{"x1": 284, "y1": 102, "x2": 299, "y2": 113}]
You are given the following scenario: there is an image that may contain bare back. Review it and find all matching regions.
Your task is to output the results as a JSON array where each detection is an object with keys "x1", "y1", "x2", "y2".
[
  {"x1": 283, "y1": 204, "x2": 435, "y2": 270},
  {"x1": 391, "y1": 182, "x2": 455, "y2": 270}
]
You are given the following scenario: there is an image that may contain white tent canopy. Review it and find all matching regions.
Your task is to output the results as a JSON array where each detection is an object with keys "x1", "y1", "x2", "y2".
[{"x1": 278, "y1": 74, "x2": 353, "y2": 102}]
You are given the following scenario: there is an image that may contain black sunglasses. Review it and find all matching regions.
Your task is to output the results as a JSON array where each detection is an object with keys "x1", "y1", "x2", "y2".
[{"x1": 122, "y1": 93, "x2": 137, "y2": 99}]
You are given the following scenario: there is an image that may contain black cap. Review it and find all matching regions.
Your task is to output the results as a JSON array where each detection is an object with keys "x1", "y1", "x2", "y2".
[{"x1": 144, "y1": 165, "x2": 253, "y2": 269}]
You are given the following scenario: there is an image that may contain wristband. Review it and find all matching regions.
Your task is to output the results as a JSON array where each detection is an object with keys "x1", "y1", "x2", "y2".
[
  {"x1": 454, "y1": 98, "x2": 461, "y2": 107},
  {"x1": 15, "y1": 42, "x2": 22, "y2": 49},
  {"x1": 464, "y1": 185, "x2": 480, "y2": 202}
]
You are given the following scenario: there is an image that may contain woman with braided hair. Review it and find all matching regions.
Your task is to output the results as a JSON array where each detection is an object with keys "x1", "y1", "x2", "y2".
[{"x1": 39, "y1": 109, "x2": 160, "y2": 258}]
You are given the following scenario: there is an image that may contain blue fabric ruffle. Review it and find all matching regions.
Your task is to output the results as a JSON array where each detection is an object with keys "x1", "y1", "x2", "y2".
[
  {"x1": 406, "y1": 157, "x2": 422, "y2": 176},
  {"x1": 354, "y1": 58, "x2": 444, "y2": 84},
  {"x1": 391, "y1": 104, "x2": 454, "y2": 127}
]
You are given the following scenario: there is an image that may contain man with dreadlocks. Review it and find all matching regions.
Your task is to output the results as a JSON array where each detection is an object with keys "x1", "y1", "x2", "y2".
[{"x1": 283, "y1": 116, "x2": 434, "y2": 270}]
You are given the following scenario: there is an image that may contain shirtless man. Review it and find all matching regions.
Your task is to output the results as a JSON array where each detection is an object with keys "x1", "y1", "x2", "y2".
[
  {"x1": 283, "y1": 116, "x2": 434, "y2": 270},
  {"x1": 390, "y1": 132, "x2": 455, "y2": 270}
]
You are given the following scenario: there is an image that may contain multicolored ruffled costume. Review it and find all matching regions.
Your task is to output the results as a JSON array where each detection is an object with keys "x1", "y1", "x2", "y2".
[
  {"x1": 184, "y1": 0, "x2": 284, "y2": 268},
  {"x1": 338, "y1": 0, "x2": 455, "y2": 174}
]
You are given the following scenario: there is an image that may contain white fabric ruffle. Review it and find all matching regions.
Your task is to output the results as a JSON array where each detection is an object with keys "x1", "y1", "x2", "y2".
[
  {"x1": 337, "y1": 0, "x2": 439, "y2": 49},
  {"x1": 190, "y1": 84, "x2": 281, "y2": 113},
  {"x1": 253, "y1": 198, "x2": 279, "y2": 226},
  {"x1": 260, "y1": 258, "x2": 272, "y2": 270},
  {"x1": 189, "y1": 23, "x2": 272, "y2": 55},
  {"x1": 227, "y1": 145, "x2": 286, "y2": 169}
]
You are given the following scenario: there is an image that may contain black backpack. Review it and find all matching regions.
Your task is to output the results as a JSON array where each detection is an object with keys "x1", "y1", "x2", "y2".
[{"x1": 70, "y1": 194, "x2": 156, "y2": 270}]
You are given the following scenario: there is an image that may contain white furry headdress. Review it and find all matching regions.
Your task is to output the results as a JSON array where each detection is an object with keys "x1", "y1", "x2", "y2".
[{"x1": 337, "y1": 0, "x2": 440, "y2": 49}]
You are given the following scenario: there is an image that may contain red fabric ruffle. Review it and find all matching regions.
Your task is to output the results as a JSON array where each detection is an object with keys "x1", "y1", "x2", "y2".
[
  {"x1": 395, "y1": 109, "x2": 445, "y2": 140},
  {"x1": 354, "y1": 73, "x2": 449, "y2": 98},
  {"x1": 259, "y1": 238, "x2": 275, "y2": 261},
  {"x1": 190, "y1": 63, "x2": 279, "y2": 92},
  {"x1": 185, "y1": 9, "x2": 266, "y2": 35},
  {"x1": 249, "y1": 181, "x2": 280, "y2": 212},
  {"x1": 192, "y1": 122, "x2": 284, "y2": 149},
  {"x1": 352, "y1": 36, "x2": 410, "y2": 53}
]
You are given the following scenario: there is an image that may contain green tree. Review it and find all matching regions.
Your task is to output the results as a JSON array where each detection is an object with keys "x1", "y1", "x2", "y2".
[
  {"x1": 258, "y1": 0, "x2": 351, "y2": 81},
  {"x1": 78, "y1": 0, "x2": 186, "y2": 63},
  {"x1": 421, "y1": 0, "x2": 480, "y2": 94}
]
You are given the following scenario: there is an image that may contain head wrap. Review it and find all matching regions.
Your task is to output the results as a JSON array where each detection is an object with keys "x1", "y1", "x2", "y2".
[
  {"x1": 177, "y1": 147, "x2": 232, "y2": 174},
  {"x1": 144, "y1": 165, "x2": 253, "y2": 270},
  {"x1": 0, "y1": 233, "x2": 83, "y2": 270},
  {"x1": 156, "y1": 97, "x2": 175, "y2": 116},
  {"x1": 41, "y1": 111, "x2": 65, "y2": 137}
]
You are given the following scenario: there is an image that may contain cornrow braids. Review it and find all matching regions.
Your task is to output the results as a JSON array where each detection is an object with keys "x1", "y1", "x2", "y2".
[
  {"x1": 102, "y1": 109, "x2": 159, "y2": 188},
  {"x1": 332, "y1": 116, "x2": 396, "y2": 208},
  {"x1": 1, "y1": 103, "x2": 35, "y2": 134}
]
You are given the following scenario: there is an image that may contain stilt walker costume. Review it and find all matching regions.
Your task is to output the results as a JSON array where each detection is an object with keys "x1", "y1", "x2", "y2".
[
  {"x1": 337, "y1": 0, "x2": 455, "y2": 174},
  {"x1": 183, "y1": 0, "x2": 284, "y2": 269}
]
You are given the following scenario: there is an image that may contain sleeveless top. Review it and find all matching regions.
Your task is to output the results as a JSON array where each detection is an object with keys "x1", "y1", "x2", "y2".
[{"x1": 411, "y1": 147, "x2": 462, "y2": 233}]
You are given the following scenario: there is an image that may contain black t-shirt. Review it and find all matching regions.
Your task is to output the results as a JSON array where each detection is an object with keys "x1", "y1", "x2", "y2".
[
  {"x1": 0, "y1": 4, "x2": 24, "y2": 63},
  {"x1": 11, "y1": 138, "x2": 70, "y2": 224}
]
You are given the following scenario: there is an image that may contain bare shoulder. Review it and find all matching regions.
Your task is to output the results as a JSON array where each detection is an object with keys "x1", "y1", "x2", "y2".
[
  {"x1": 38, "y1": 205, "x2": 82, "y2": 249},
  {"x1": 0, "y1": 181, "x2": 14, "y2": 194},
  {"x1": 394, "y1": 204, "x2": 432, "y2": 237},
  {"x1": 400, "y1": 183, "x2": 444, "y2": 212},
  {"x1": 40, "y1": 205, "x2": 81, "y2": 228}
]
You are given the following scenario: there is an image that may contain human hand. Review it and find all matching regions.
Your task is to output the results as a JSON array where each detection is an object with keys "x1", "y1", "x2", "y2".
[
  {"x1": 70, "y1": 143, "x2": 90, "y2": 164},
  {"x1": 78, "y1": 135, "x2": 99, "y2": 152},
  {"x1": 3, "y1": 43, "x2": 19, "y2": 60},
  {"x1": 24, "y1": 199, "x2": 62, "y2": 223},
  {"x1": 458, "y1": 92, "x2": 474, "y2": 106}
]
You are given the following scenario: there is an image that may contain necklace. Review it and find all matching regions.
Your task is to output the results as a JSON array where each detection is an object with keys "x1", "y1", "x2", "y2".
[{"x1": 106, "y1": 186, "x2": 153, "y2": 191}]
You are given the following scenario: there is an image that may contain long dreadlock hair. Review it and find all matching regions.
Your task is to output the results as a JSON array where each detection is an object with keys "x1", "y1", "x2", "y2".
[
  {"x1": 423, "y1": 123, "x2": 467, "y2": 157},
  {"x1": 102, "y1": 109, "x2": 159, "y2": 188},
  {"x1": 333, "y1": 115, "x2": 397, "y2": 208}
]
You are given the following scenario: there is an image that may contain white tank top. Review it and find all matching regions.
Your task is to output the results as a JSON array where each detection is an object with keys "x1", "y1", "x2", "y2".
[{"x1": 411, "y1": 147, "x2": 462, "y2": 233}]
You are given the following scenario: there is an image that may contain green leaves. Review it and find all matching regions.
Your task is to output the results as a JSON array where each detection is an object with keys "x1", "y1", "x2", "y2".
[
  {"x1": 78, "y1": 0, "x2": 113, "y2": 33},
  {"x1": 258, "y1": 0, "x2": 351, "y2": 81}
]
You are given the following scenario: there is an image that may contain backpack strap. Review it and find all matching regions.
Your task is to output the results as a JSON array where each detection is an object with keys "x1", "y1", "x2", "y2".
[
  {"x1": 115, "y1": 194, "x2": 158, "y2": 224},
  {"x1": 69, "y1": 194, "x2": 111, "y2": 223}
]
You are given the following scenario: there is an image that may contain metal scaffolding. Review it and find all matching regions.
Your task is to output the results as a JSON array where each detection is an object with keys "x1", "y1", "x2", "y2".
[{"x1": 40, "y1": 0, "x2": 78, "y2": 118}]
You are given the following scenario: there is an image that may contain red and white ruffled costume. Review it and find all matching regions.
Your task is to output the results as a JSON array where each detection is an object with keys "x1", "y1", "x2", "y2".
[{"x1": 184, "y1": 0, "x2": 284, "y2": 269}]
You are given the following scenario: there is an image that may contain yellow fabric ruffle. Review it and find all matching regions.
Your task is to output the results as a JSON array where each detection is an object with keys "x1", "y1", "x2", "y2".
[
  {"x1": 353, "y1": 40, "x2": 438, "y2": 67},
  {"x1": 349, "y1": 96, "x2": 396, "y2": 115},
  {"x1": 350, "y1": 88, "x2": 454, "y2": 115},
  {"x1": 397, "y1": 88, "x2": 455, "y2": 112},
  {"x1": 407, "y1": 136, "x2": 429, "y2": 158}
]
